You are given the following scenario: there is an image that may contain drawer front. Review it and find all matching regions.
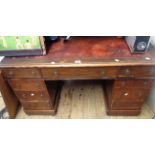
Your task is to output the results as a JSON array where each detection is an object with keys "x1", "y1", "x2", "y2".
[
  {"x1": 112, "y1": 88, "x2": 135, "y2": 102},
  {"x1": 15, "y1": 91, "x2": 49, "y2": 102},
  {"x1": 41, "y1": 67, "x2": 119, "y2": 79},
  {"x1": 22, "y1": 101, "x2": 52, "y2": 110},
  {"x1": 3, "y1": 68, "x2": 41, "y2": 79},
  {"x1": 119, "y1": 66, "x2": 155, "y2": 78},
  {"x1": 114, "y1": 80, "x2": 153, "y2": 89},
  {"x1": 133, "y1": 66, "x2": 155, "y2": 77},
  {"x1": 8, "y1": 79, "x2": 46, "y2": 91},
  {"x1": 111, "y1": 101, "x2": 143, "y2": 110},
  {"x1": 118, "y1": 67, "x2": 134, "y2": 77},
  {"x1": 112, "y1": 88, "x2": 148, "y2": 102}
]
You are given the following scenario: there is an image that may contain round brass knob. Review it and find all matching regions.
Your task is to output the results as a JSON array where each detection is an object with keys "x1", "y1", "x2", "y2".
[
  {"x1": 144, "y1": 81, "x2": 148, "y2": 85},
  {"x1": 124, "y1": 69, "x2": 130, "y2": 75},
  {"x1": 138, "y1": 92, "x2": 142, "y2": 97},
  {"x1": 53, "y1": 70, "x2": 58, "y2": 76},
  {"x1": 150, "y1": 68, "x2": 155, "y2": 75},
  {"x1": 22, "y1": 93, "x2": 26, "y2": 98},
  {"x1": 8, "y1": 71, "x2": 14, "y2": 76},
  {"x1": 31, "y1": 70, "x2": 36, "y2": 75},
  {"x1": 121, "y1": 81, "x2": 126, "y2": 86},
  {"x1": 101, "y1": 70, "x2": 105, "y2": 75},
  {"x1": 35, "y1": 83, "x2": 39, "y2": 87}
]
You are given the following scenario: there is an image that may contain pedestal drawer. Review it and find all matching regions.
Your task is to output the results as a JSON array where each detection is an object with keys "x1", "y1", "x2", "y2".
[
  {"x1": 111, "y1": 101, "x2": 143, "y2": 110},
  {"x1": 8, "y1": 79, "x2": 46, "y2": 91},
  {"x1": 22, "y1": 101, "x2": 53, "y2": 110},
  {"x1": 15, "y1": 91, "x2": 50, "y2": 103},
  {"x1": 112, "y1": 88, "x2": 148, "y2": 103}
]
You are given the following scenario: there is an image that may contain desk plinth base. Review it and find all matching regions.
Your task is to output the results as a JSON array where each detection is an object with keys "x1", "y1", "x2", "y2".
[
  {"x1": 106, "y1": 108, "x2": 141, "y2": 116},
  {"x1": 24, "y1": 109, "x2": 57, "y2": 115}
]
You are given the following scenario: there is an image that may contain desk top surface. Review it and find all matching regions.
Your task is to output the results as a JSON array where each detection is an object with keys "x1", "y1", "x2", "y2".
[{"x1": 0, "y1": 37, "x2": 155, "y2": 68}]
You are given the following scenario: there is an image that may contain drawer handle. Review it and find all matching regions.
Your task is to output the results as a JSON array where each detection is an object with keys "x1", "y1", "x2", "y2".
[
  {"x1": 121, "y1": 81, "x2": 126, "y2": 86},
  {"x1": 101, "y1": 70, "x2": 106, "y2": 75},
  {"x1": 144, "y1": 81, "x2": 148, "y2": 85},
  {"x1": 53, "y1": 71, "x2": 58, "y2": 76},
  {"x1": 31, "y1": 71, "x2": 36, "y2": 75},
  {"x1": 8, "y1": 71, "x2": 14, "y2": 76},
  {"x1": 30, "y1": 93, "x2": 35, "y2": 96},
  {"x1": 35, "y1": 83, "x2": 40, "y2": 87},
  {"x1": 150, "y1": 69, "x2": 155, "y2": 75},
  {"x1": 124, "y1": 92, "x2": 128, "y2": 96},
  {"x1": 138, "y1": 92, "x2": 142, "y2": 97},
  {"x1": 124, "y1": 69, "x2": 130, "y2": 75},
  {"x1": 22, "y1": 93, "x2": 26, "y2": 98}
]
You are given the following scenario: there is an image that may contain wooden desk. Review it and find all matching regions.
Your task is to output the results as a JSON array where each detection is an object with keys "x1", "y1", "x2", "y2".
[{"x1": 0, "y1": 37, "x2": 155, "y2": 118}]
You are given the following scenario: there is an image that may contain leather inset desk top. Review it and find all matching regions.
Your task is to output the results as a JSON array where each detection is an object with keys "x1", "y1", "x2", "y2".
[{"x1": 0, "y1": 37, "x2": 155, "y2": 68}]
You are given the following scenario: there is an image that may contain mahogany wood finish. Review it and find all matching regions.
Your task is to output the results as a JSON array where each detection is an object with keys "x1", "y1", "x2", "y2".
[{"x1": 0, "y1": 37, "x2": 155, "y2": 117}]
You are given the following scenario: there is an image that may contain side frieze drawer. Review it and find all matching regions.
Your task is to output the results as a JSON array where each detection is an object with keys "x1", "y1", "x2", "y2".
[{"x1": 3, "y1": 68, "x2": 41, "y2": 78}]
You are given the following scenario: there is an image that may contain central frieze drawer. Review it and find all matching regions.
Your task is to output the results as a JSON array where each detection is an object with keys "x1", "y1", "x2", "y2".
[{"x1": 41, "y1": 67, "x2": 119, "y2": 79}]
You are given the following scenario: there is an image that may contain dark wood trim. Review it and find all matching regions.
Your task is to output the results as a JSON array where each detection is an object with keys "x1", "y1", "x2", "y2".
[
  {"x1": 0, "y1": 70, "x2": 19, "y2": 118},
  {"x1": 0, "y1": 49, "x2": 44, "y2": 57}
]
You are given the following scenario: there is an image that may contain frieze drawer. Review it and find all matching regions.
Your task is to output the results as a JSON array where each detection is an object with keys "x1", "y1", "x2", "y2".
[
  {"x1": 3, "y1": 68, "x2": 41, "y2": 79},
  {"x1": 119, "y1": 66, "x2": 155, "y2": 78},
  {"x1": 41, "y1": 67, "x2": 120, "y2": 79}
]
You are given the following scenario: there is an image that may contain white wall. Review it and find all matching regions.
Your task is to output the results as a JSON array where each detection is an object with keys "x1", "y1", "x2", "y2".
[
  {"x1": 148, "y1": 37, "x2": 155, "y2": 113},
  {"x1": 148, "y1": 86, "x2": 155, "y2": 113}
]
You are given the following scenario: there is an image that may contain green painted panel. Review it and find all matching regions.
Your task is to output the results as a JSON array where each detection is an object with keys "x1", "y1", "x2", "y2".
[{"x1": 0, "y1": 36, "x2": 41, "y2": 51}]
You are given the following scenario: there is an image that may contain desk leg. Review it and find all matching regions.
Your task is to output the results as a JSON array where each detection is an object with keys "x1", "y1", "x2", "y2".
[
  {"x1": 0, "y1": 71, "x2": 19, "y2": 118},
  {"x1": 104, "y1": 79, "x2": 153, "y2": 116}
]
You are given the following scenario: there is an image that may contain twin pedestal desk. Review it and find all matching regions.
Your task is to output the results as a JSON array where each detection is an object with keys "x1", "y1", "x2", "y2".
[{"x1": 0, "y1": 37, "x2": 155, "y2": 118}]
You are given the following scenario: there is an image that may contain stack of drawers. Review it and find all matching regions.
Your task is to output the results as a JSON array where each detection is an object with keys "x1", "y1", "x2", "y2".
[
  {"x1": 105, "y1": 79, "x2": 154, "y2": 115},
  {"x1": 3, "y1": 68, "x2": 61, "y2": 115}
]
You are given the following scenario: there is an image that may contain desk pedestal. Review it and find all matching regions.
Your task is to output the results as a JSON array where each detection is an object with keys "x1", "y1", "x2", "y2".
[
  {"x1": 7, "y1": 79, "x2": 62, "y2": 115},
  {"x1": 104, "y1": 79, "x2": 153, "y2": 116}
]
